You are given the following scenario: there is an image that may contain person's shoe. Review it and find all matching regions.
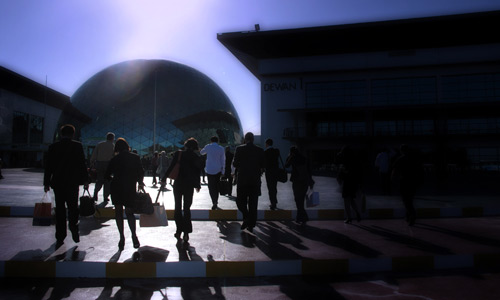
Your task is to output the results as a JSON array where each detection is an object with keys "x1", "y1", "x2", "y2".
[
  {"x1": 270, "y1": 205, "x2": 277, "y2": 210},
  {"x1": 118, "y1": 237, "x2": 125, "y2": 251},
  {"x1": 356, "y1": 214, "x2": 362, "y2": 222},
  {"x1": 344, "y1": 218, "x2": 352, "y2": 224},
  {"x1": 247, "y1": 227, "x2": 254, "y2": 233},
  {"x1": 71, "y1": 231, "x2": 80, "y2": 243},
  {"x1": 174, "y1": 232, "x2": 182, "y2": 240},
  {"x1": 132, "y1": 235, "x2": 140, "y2": 249},
  {"x1": 183, "y1": 233, "x2": 189, "y2": 242},
  {"x1": 241, "y1": 221, "x2": 248, "y2": 230},
  {"x1": 212, "y1": 205, "x2": 218, "y2": 210}
]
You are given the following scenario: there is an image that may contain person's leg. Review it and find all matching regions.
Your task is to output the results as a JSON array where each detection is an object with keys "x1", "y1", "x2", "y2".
[
  {"x1": 294, "y1": 182, "x2": 308, "y2": 223},
  {"x1": 114, "y1": 204, "x2": 125, "y2": 250},
  {"x1": 266, "y1": 172, "x2": 278, "y2": 209},
  {"x1": 125, "y1": 207, "x2": 139, "y2": 248},
  {"x1": 173, "y1": 186, "x2": 184, "y2": 237},
  {"x1": 53, "y1": 188, "x2": 68, "y2": 243},
  {"x1": 247, "y1": 185, "x2": 260, "y2": 229},
  {"x1": 183, "y1": 187, "x2": 194, "y2": 234},
  {"x1": 207, "y1": 173, "x2": 220, "y2": 208},
  {"x1": 236, "y1": 185, "x2": 249, "y2": 228},
  {"x1": 343, "y1": 197, "x2": 353, "y2": 223},
  {"x1": 66, "y1": 185, "x2": 80, "y2": 242}
]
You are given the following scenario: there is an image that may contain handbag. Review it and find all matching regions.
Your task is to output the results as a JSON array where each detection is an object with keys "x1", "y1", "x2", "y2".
[
  {"x1": 167, "y1": 151, "x2": 182, "y2": 180},
  {"x1": 133, "y1": 189, "x2": 154, "y2": 215},
  {"x1": 306, "y1": 189, "x2": 320, "y2": 207},
  {"x1": 79, "y1": 188, "x2": 95, "y2": 216},
  {"x1": 277, "y1": 154, "x2": 288, "y2": 183},
  {"x1": 33, "y1": 192, "x2": 53, "y2": 226},
  {"x1": 140, "y1": 190, "x2": 168, "y2": 227}
]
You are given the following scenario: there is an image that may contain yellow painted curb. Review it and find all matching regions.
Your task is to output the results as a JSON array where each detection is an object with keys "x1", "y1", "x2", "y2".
[
  {"x1": 0, "y1": 206, "x2": 10, "y2": 217},
  {"x1": 209, "y1": 210, "x2": 238, "y2": 220},
  {"x1": 474, "y1": 253, "x2": 500, "y2": 268},
  {"x1": 302, "y1": 259, "x2": 349, "y2": 275},
  {"x1": 264, "y1": 210, "x2": 293, "y2": 220},
  {"x1": 96, "y1": 207, "x2": 116, "y2": 218},
  {"x1": 462, "y1": 207, "x2": 483, "y2": 218},
  {"x1": 318, "y1": 209, "x2": 344, "y2": 220},
  {"x1": 166, "y1": 210, "x2": 175, "y2": 220},
  {"x1": 416, "y1": 208, "x2": 441, "y2": 218},
  {"x1": 106, "y1": 262, "x2": 156, "y2": 278},
  {"x1": 369, "y1": 209, "x2": 394, "y2": 219},
  {"x1": 5, "y1": 261, "x2": 56, "y2": 278},
  {"x1": 392, "y1": 256, "x2": 434, "y2": 272},
  {"x1": 206, "y1": 261, "x2": 255, "y2": 277}
]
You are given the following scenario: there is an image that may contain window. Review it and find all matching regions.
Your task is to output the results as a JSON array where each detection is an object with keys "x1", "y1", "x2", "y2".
[
  {"x1": 315, "y1": 121, "x2": 365, "y2": 137},
  {"x1": 371, "y1": 77, "x2": 436, "y2": 106},
  {"x1": 12, "y1": 111, "x2": 44, "y2": 144},
  {"x1": 12, "y1": 111, "x2": 29, "y2": 144},
  {"x1": 441, "y1": 73, "x2": 500, "y2": 103},
  {"x1": 374, "y1": 120, "x2": 433, "y2": 136},
  {"x1": 447, "y1": 118, "x2": 500, "y2": 135},
  {"x1": 306, "y1": 80, "x2": 367, "y2": 108}
]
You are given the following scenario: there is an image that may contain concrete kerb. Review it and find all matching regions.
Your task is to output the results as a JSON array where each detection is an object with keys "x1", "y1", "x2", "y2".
[
  {"x1": 2, "y1": 206, "x2": 500, "y2": 220},
  {"x1": 2, "y1": 254, "x2": 500, "y2": 278}
]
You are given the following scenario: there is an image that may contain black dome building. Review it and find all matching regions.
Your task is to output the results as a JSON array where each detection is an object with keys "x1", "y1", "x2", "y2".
[{"x1": 60, "y1": 59, "x2": 243, "y2": 157}]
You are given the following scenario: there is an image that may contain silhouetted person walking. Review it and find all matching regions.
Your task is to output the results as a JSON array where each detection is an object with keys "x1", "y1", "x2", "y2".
[
  {"x1": 161, "y1": 138, "x2": 203, "y2": 243},
  {"x1": 200, "y1": 136, "x2": 225, "y2": 210},
  {"x1": 264, "y1": 138, "x2": 280, "y2": 210},
  {"x1": 233, "y1": 132, "x2": 265, "y2": 233},
  {"x1": 224, "y1": 146, "x2": 234, "y2": 196},
  {"x1": 90, "y1": 132, "x2": 115, "y2": 205},
  {"x1": 285, "y1": 146, "x2": 313, "y2": 224},
  {"x1": 337, "y1": 146, "x2": 362, "y2": 223},
  {"x1": 392, "y1": 144, "x2": 423, "y2": 226},
  {"x1": 44, "y1": 124, "x2": 89, "y2": 248},
  {"x1": 151, "y1": 151, "x2": 159, "y2": 187},
  {"x1": 105, "y1": 138, "x2": 145, "y2": 250}
]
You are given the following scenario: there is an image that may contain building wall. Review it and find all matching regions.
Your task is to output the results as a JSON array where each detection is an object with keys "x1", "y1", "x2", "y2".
[
  {"x1": 0, "y1": 88, "x2": 62, "y2": 167},
  {"x1": 260, "y1": 44, "x2": 500, "y2": 172}
]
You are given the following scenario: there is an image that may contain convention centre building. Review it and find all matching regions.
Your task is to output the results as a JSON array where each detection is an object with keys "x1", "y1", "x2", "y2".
[
  {"x1": 0, "y1": 60, "x2": 243, "y2": 167},
  {"x1": 218, "y1": 10, "x2": 500, "y2": 173}
]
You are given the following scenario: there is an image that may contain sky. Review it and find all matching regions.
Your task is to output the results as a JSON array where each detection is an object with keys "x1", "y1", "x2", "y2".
[{"x1": 2, "y1": 0, "x2": 500, "y2": 135}]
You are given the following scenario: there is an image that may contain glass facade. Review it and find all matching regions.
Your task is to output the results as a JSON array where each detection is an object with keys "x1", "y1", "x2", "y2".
[
  {"x1": 374, "y1": 120, "x2": 434, "y2": 136},
  {"x1": 371, "y1": 77, "x2": 436, "y2": 106},
  {"x1": 306, "y1": 80, "x2": 367, "y2": 108},
  {"x1": 441, "y1": 73, "x2": 500, "y2": 103},
  {"x1": 12, "y1": 111, "x2": 44, "y2": 144},
  {"x1": 60, "y1": 60, "x2": 243, "y2": 157}
]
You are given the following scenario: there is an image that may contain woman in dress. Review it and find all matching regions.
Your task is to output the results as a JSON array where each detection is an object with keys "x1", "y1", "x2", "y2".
[{"x1": 105, "y1": 138, "x2": 145, "y2": 250}]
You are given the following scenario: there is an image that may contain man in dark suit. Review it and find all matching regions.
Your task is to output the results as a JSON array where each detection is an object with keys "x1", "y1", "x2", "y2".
[
  {"x1": 264, "y1": 138, "x2": 280, "y2": 210},
  {"x1": 232, "y1": 132, "x2": 264, "y2": 233},
  {"x1": 44, "y1": 124, "x2": 89, "y2": 248}
]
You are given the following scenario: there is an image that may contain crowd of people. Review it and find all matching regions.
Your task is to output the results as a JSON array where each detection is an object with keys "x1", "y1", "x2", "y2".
[{"x1": 43, "y1": 123, "x2": 423, "y2": 250}]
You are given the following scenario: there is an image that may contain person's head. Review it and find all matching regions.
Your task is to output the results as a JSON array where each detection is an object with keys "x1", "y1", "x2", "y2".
[
  {"x1": 184, "y1": 137, "x2": 199, "y2": 151},
  {"x1": 244, "y1": 132, "x2": 254, "y2": 144},
  {"x1": 210, "y1": 136, "x2": 219, "y2": 143},
  {"x1": 106, "y1": 132, "x2": 115, "y2": 141},
  {"x1": 225, "y1": 146, "x2": 231, "y2": 153},
  {"x1": 265, "y1": 138, "x2": 273, "y2": 147},
  {"x1": 290, "y1": 146, "x2": 299, "y2": 155},
  {"x1": 60, "y1": 124, "x2": 75, "y2": 138},
  {"x1": 114, "y1": 138, "x2": 130, "y2": 153},
  {"x1": 153, "y1": 151, "x2": 158, "y2": 157}
]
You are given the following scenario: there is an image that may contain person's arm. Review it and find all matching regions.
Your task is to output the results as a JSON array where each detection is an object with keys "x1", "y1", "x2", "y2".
[{"x1": 161, "y1": 151, "x2": 179, "y2": 183}]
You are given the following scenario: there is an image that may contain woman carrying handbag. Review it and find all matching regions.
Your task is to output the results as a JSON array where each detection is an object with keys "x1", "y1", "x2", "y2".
[
  {"x1": 161, "y1": 138, "x2": 203, "y2": 243},
  {"x1": 105, "y1": 138, "x2": 145, "y2": 250}
]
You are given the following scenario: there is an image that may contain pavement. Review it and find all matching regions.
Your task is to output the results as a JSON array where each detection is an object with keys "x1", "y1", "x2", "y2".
[{"x1": 1, "y1": 168, "x2": 500, "y2": 279}]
